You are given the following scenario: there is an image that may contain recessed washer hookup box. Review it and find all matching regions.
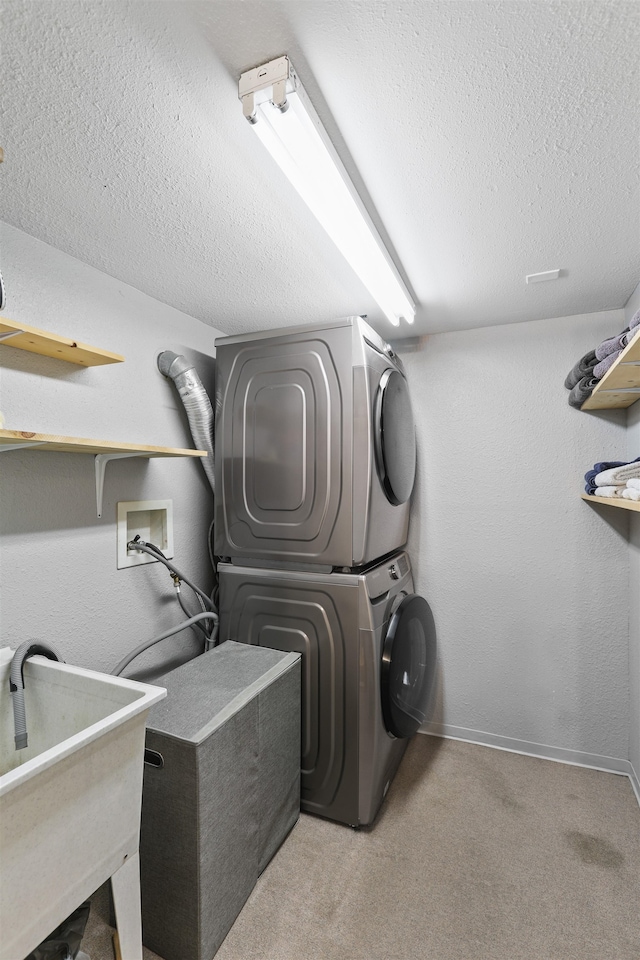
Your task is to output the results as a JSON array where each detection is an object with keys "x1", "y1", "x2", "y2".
[{"x1": 139, "y1": 641, "x2": 301, "y2": 960}]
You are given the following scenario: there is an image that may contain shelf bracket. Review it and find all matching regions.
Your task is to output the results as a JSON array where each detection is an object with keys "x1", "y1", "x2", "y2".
[
  {"x1": 598, "y1": 387, "x2": 640, "y2": 394},
  {"x1": 0, "y1": 441, "x2": 45, "y2": 452},
  {"x1": 0, "y1": 329, "x2": 25, "y2": 342},
  {"x1": 95, "y1": 453, "x2": 142, "y2": 519}
]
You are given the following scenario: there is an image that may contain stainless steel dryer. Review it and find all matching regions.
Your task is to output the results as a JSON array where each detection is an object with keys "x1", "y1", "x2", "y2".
[
  {"x1": 217, "y1": 552, "x2": 437, "y2": 827},
  {"x1": 213, "y1": 317, "x2": 416, "y2": 568}
]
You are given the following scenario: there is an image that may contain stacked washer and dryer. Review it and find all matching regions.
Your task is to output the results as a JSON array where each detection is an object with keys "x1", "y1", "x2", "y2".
[{"x1": 214, "y1": 317, "x2": 436, "y2": 827}]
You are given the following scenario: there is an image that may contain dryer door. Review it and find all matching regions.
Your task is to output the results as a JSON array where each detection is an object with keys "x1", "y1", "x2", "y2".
[
  {"x1": 381, "y1": 594, "x2": 436, "y2": 738},
  {"x1": 374, "y1": 369, "x2": 416, "y2": 505}
]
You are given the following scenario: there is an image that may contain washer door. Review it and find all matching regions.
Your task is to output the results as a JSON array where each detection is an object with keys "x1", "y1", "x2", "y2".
[
  {"x1": 381, "y1": 594, "x2": 436, "y2": 738},
  {"x1": 374, "y1": 368, "x2": 416, "y2": 505}
]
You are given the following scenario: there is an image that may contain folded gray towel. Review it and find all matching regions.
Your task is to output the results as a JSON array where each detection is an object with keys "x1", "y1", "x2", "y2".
[
  {"x1": 626, "y1": 327, "x2": 640, "y2": 349},
  {"x1": 595, "y1": 333, "x2": 626, "y2": 361},
  {"x1": 608, "y1": 327, "x2": 640, "y2": 365},
  {"x1": 565, "y1": 350, "x2": 597, "y2": 389},
  {"x1": 596, "y1": 315, "x2": 640, "y2": 360},
  {"x1": 568, "y1": 375, "x2": 598, "y2": 408},
  {"x1": 593, "y1": 349, "x2": 621, "y2": 379}
]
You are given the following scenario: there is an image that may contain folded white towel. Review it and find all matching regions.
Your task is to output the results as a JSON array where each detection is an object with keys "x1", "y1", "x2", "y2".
[
  {"x1": 627, "y1": 478, "x2": 640, "y2": 490},
  {"x1": 595, "y1": 463, "x2": 640, "y2": 486},
  {"x1": 592, "y1": 486, "x2": 626, "y2": 497},
  {"x1": 622, "y1": 487, "x2": 640, "y2": 501}
]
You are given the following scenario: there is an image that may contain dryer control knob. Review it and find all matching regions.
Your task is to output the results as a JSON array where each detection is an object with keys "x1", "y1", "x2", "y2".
[{"x1": 389, "y1": 562, "x2": 400, "y2": 580}]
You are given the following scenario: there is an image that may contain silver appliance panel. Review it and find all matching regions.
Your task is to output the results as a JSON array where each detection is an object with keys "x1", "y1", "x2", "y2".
[
  {"x1": 214, "y1": 317, "x2": 414, "y2": 568},
  {"x1": 218, "y1": 552, "x2": 428, "y2": 827}
]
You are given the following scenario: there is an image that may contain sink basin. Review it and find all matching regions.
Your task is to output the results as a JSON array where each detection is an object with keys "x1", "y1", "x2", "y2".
[{"x1": 0, "y1": 647, "x2": 166, "y2": 960}]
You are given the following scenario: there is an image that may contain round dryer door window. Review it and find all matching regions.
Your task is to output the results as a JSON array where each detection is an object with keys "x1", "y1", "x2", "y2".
[
  {"x1": 381, "y1": 595, "x2": 437, "y2": 739},
  {"x1": 374, "y1": 369, "x2": 416, "y2": 505}
]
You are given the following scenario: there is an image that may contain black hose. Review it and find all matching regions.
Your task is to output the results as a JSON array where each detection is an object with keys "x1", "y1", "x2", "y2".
[{"x1": 207, "y1": 519, "x2": 220, "y2": 610}]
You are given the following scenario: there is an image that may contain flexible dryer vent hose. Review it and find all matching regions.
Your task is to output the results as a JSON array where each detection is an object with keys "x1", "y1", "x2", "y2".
[{"x1": 157, "y1": 351, "x2": 215, "y2": 495}]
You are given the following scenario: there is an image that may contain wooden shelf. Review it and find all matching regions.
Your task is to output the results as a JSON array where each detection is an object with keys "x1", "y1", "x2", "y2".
[
  {"x1": 0, "y1": 317, "x2": 124, "y2": 366},
  {"x1": 581, "y1": 494, "x2": 640, "y2": 513},
  {"x1": 0, "y1": 429, "x2": 206, "y2": 458},
  {"x1": 0, "y1": 430, "x2": 207, "y2": 517},
  {"x1": 581, "y1": 329, "x2": 640, "y2": 410}
]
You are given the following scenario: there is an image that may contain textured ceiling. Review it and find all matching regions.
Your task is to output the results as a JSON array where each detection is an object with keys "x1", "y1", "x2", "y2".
[{"x1": 1, "y1": 0, "x2": 638, "y2": 340}]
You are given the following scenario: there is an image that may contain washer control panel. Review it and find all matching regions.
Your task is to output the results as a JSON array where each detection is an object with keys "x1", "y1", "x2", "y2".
[{"x1": 365, "y1": 552, "x2": 411, "y2": 598}]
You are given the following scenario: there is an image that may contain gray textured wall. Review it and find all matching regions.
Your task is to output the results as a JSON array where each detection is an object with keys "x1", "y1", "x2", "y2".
[
  {"x1": 0, "y1": 223, "x2": 222, "y2": 679},
  {"x1": 1, "y1": 221, "x2": 637, "y2": 788},
  {"x1": 403, "y1": 310, "x2": 632, "y2": 771},
  {"x1": 628, "y1": 407, "x2": 640, "y2": 799},
  {"x1": 624, "y1": 281, "x2": 640, "y2": 800}
]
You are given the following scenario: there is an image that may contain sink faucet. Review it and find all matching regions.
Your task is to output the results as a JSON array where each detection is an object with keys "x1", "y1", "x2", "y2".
[{"x1": 10, "y1": 640, "x2": 64, "y2": 750}]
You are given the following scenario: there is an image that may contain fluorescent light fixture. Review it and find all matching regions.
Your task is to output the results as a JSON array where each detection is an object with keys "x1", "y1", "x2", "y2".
[{"x1": 239, "y1": 56, "x2": 415, "y2": 326}]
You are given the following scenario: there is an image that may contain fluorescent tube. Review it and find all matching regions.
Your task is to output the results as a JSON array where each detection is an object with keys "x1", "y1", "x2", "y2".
[{"x1": 240, "y1": 57, "x2": 415, "y2": 326}]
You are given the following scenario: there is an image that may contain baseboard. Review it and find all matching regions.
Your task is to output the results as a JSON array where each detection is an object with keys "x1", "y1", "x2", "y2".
[
  {"x1": 629, "y1": 762, "x2": 640, "y2": 807},
  {"x1": 420, "y1": 722, "x2": 640, "y2": 808}
]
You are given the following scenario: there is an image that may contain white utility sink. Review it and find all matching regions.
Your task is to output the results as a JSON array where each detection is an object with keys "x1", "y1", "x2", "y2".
[{"x1": 0, "y1": 647, "x2": 166, "y2": 960}]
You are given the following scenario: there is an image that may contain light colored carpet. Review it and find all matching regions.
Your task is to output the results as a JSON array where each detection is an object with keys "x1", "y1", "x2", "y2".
[{"x1": 84, "y1": 735, "x2": 640, "y2": 960}]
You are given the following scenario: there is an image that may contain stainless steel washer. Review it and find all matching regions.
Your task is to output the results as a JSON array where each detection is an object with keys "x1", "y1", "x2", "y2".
[
  {"x1": 213, "y1": 317, "x2": 416, "y2": 568},
  {"x1": 218, "y1": 552, "x2": 436, "y2": 827}
]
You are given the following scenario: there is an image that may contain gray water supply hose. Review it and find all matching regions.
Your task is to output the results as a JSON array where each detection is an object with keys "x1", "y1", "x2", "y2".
[
  {"x1": 157, "y1": 351, "x2": 215, "y2": 494},
  {"x1": 10, "y1": 640, "x2": 64, "y2": 750},
  {"x1": 128, "y1": 538, "x2": 216, "y2": 611},
  {"x1": 111, "y1": 612, "x2": 219, "y2": 676}
]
